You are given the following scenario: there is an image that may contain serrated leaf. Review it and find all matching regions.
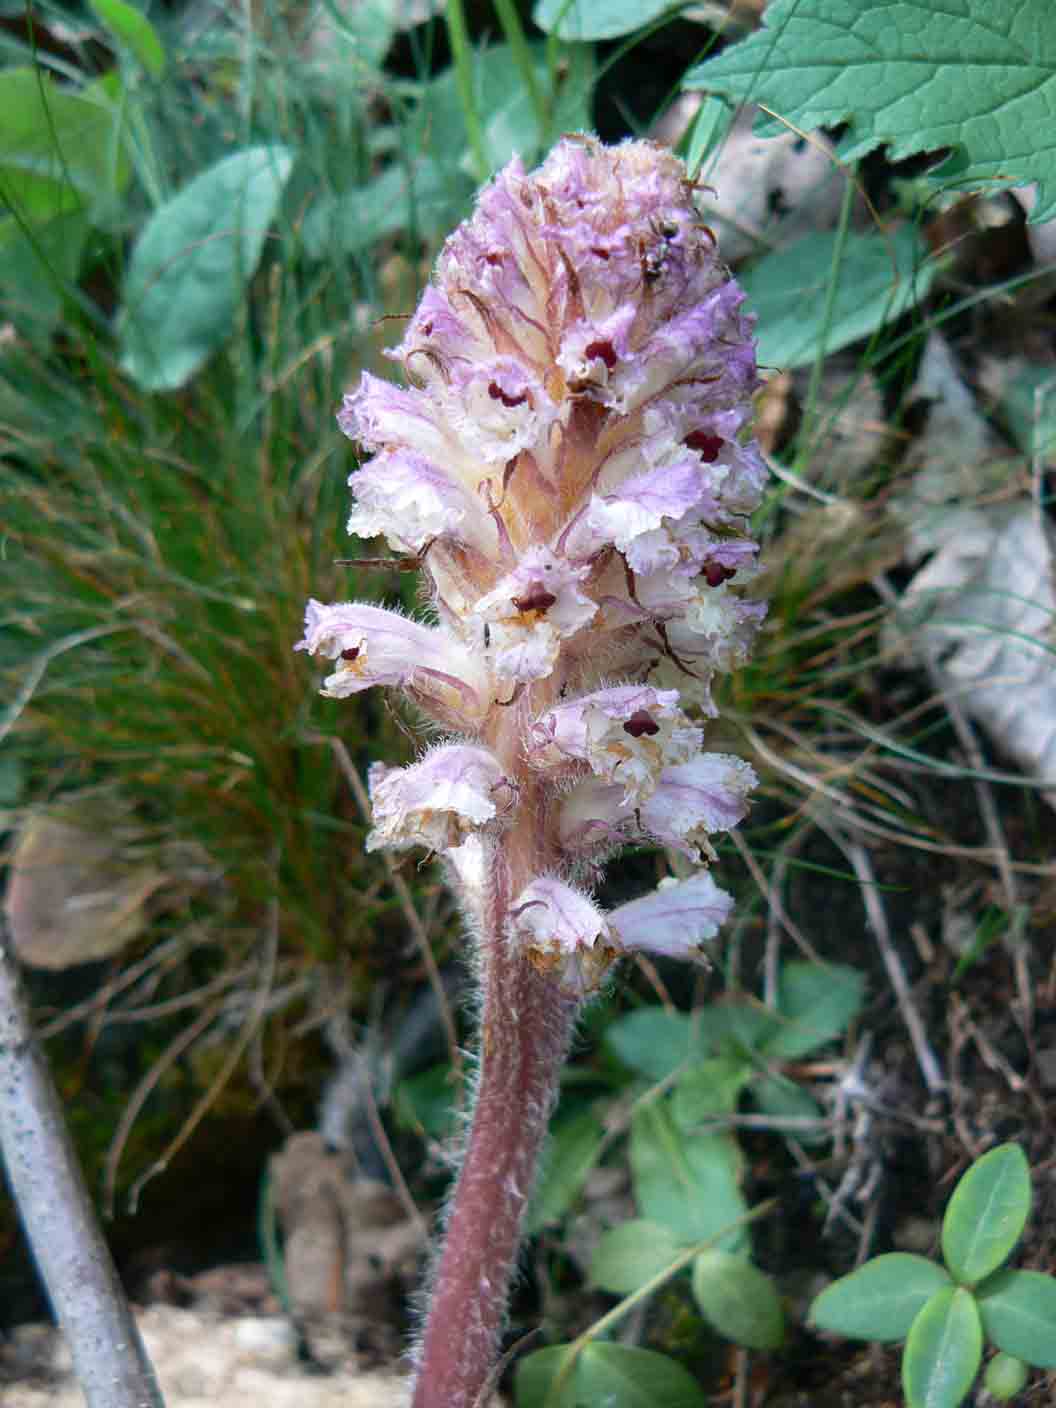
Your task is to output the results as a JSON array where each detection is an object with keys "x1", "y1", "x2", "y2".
[
  {"x1": 809, "y1": 1254, "x2": 952, "y2": 1343},
  {"x1": 0, "y1": 68, "x2": 129, "y2": 223},
  {"x1": 590, "y1": 1219, "x2": 683, "y2": 1294},
  {"x1": 89, "y1": 0, "x2": 166, "y2": 77},
  {"x1": 526, "y1": 1112, "x2": 604, "y2": 1234},
  {"x1": 941, "y1": 1144, "x2": 1030, "y2": 1286},
  {"x1": 672, "y1": 1058, "x2": 751, "y2": 1127},
  {"x1": 692, "y1": 1249, "x2": 785, "y2": 1349},
  {"x1": 532, "y1": 0, "x2": 675, "y2": 41},
  {"x1": 740, "y1": 226, "x2": 934, "y2": 371},
  {"x1": 902, "y1": 1287, "x2": 982, "y2": 1408},
  {"x1": 684, "y1": 0, "x2": 1056, "y2": 221},
  {"x1": 515, "y1": 1342, "x2": 708, "y2": 1408},
  {"x1": 630, "y1": 1102, "x2": 747, "y2": 1249},
  {"x1": 605, "y1": 1008, "x2": 699, "y2": 1082},
  {"x1": 118, "y1": 144, "x2": 293, "y2": 391},
  {"x1": 764, "y1": 961, "x2": 866, "y2": 1061},
  {"x1": 977, "y1": 1269, "x2": 1056, "y2": 1368}
]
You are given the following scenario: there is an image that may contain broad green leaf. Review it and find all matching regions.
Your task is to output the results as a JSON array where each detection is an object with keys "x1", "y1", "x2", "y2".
[
  {"x1": 301, "y1": 158, "x2": 464, "y2": 261},
  {"x1": 740, "y1": 226, "x2": 934, "y2": 372},
  {"x1": 692, "y1": 1249, "x2": 785, "y2": 1349},
  {"x1": 764, "y1": 961, "x2": 866, "y2": 1060},
  {"x1": 902, "y1": 1287, "x2": 982, "y2": 1408},
  {"x1": 532, "y1": 0, "x2": 675, "y2": 41},
  {"x1": 672, "y1": 1058, "x2": 751, "y2": 1127},
  {"x1": 515, "y1": 1342, "x2": 707, "y2": 1408},
  {"x1": 118, "y1": 144, "x2": 293, "y2": 391},
  {"x1": 604, "y1": 1008, "x2": 697, "y2": 1082},
  {"x1": 982, "y1": 1351, "x2": 1029, "y2": 1401},
  {"x1": 684, "y1": 0, "x2": 1056, "y2": 221},
  {"x1": 977, "y1": 1269, "x2": 1056, "y2": 1368},
  {"x1": 752, "y1": 1074, "x2": 826, "y2": 1145},
  {"x1": 0, "y1": 68, "x2": 128, "y2": 223},
  {"x1": 630, "y1": 1102, "x2": 747, "y2": 1249},
  {"x1": 0, "y1": 209, "x2": 88, "y2": 343},
  {"x1": 590, "y1": 1219, "x2": 682, "y2": 1294},
  {"x1": 941, "y1": 1144, "x2": 1030, "y2": 1286},
  {"x1": 809, "y1": 1254, "x2": 952, "y2": 1343},
  {"x1": 89, "y1": 0, "x2": 166, "y2": 77},
  {"x1": 526, "y1": 1112, "x2": 604, "y2": 1234}
]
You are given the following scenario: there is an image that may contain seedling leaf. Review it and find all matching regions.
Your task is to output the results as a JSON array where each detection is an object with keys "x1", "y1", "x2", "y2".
[
  {"x1": 692, "y1": 1248, "x2": 785, "y2": 1349},
  {"x1": 590, "y1": 1219, "x2": 682, "y2": 1294},
  {"x1": 605, "y1": 1008, "x2": 698, "y2": 1082},
  {"x1": 809, "y1": 1254, "x2": 952, "y2": 1343},
  {"x1": 515, "y1": 1342, "x2": 707, "y2": 1407},
  {"x1": 941, "y1": 1144, "x2": 1030, "y2": 1286},
  {"x1": 977, "y1": 1269, "x2": 1056, "y2": 1368},
  {"x1": 765, "y1": 960, "x2": 866, "y2": 1060},
  {"x1": 630, "y1": 1102, "x2": 747, "y2": 1249},
  {"x1": 902, "y1": 1287, "x2": 982, "y2": 1408}
]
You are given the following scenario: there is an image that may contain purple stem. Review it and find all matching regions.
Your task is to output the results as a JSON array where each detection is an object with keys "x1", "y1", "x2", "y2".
[{"x1": 411, "y1": 828, "x2": 578, "y2": 1408}]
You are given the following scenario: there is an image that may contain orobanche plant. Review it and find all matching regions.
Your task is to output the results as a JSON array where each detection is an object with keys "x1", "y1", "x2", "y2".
[
  {"x1": 297, "y1": 135, "x2": 767, "y2": 1408},
  {"x1": 810, "y1": 1143, "x2": 1056, "y2": 1407}
]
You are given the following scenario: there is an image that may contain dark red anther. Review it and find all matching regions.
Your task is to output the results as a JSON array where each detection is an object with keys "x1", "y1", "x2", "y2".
[
  {"x1": 340, "y1": 646, "x2": 361, "y2": 661},
  {"x1": 488, "y1": 382, "x2": 529, "y2": 408},
  {"x1": 622, "y1": 710, "x2": 660, "y2": 738},
  {"x1": 512, "y1": 587, "x2": 558, "y2": 614},
  {"x1": 583, "y1": 339, "x2": 618, "y2": 370},
  {"x1": 703, "y1": 562, "x2": 737, "y2": 588},
  {"x1": 685, "y1": 431, "x2": 723, "y2": 461}
]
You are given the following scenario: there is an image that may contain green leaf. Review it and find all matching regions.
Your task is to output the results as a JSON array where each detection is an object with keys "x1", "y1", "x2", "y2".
[
  {"x1": 752, "y1": 1074, "x2": 826, "y2": 1144},
  {"x1": 680, "y1": 96, "x2": 734, "y2": 180},
  {"x1": 392, "y1": 1063, "x2": 461, "y2": 1141},
  {"x1": 808, "y1": 1254, "x2": 953, "y2": 1343},
  {"x1": 764, "y1": 961, "x2": 866, "y2": 1061},
  {"x1": 301, "y1": 157, "x2": 466, "y2": 261},
  {"x1": 998, "y1": 363, "x2": 1056, "y2": 462},
  {"x1": 532, "y1": 0, "x2": 675, "y2": 41},
  {"x1": 604, "y1": 1008, "x2": 698, "y2": 1082},
  {"x1": 941, "y1": 1144, "x2": 1031, "y2": 1286},
  {"x1": 983, "y1": 1351, "x2": 1030, "y2": 1401},
  {"x1": 740, "y1": 226, "x2": 934, "y2": 372},
  {"x1": 977, "y1": 1269, "x2": 1056, "y2": 1368},
  {"x1": 89, "y1": 0, "x2": 166, "y2": 77},
  {"x1": 630, "y1": 1102, "x2": 747, "y2": 1249},
  {"x1": 672, "y1": 1058, "x2": 751, "y2": 1127},
  {"x1": 478, "y1": 41, "x2": 594, "y2": 171},
  {"x1": 0, "y1": 209, "x2": 88, "y2": 343},
  {"x1": 590, "y1": 1219, "x2": 683, "y2": 1294},
  {"x1": 526, "y1": 1112, "x2": 604, "y2": 1234},
  {"x1": 515, "y1": 1342, "x2": 707, "y2": 1408},
  {"x1": 692, "y1": 1249, "x2": 785, "y2": 1349},
  {"x1": 701, "y1": 1001, "x2": 779, "y2": 1057},
  {"x1": 683, "y1": 0, "x2": 1056, "y2": 221},
  {"x1": 118, "y1": 144, "x2": 293, "y2": 391},
  {"x1": 902, "y1": 1287, "x2": 983, "y2": 1408},
  {"x1": 0, "y1": 68, "x2": 129, "y2": 223}
]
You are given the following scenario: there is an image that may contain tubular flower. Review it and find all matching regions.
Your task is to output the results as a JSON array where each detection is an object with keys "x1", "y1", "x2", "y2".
[{"x1": 298, "y1": 134, "x2": 768, "y2": 1408}]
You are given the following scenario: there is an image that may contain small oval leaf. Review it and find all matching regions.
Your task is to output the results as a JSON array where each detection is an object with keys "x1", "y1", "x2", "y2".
[
  {"x1": 515, "y1": 1342, "x2": 707, "y2": 1408},
  {"x1": 941, "y1": 1144, "x2": 1030, "y2": 1286},
  {"x1": 591, "y1": 1220, "x2": 683, "y2": 1295},
  {"x1": 809, "y1": 1254, "x2": 952, "y2": 1343},
  {"x1": 526, "y1": 1113, "x2": 604, "y2": 1234},
  {"x1": 977, "y1": 1268, "x2": 1056, "y2": 1368},
  {"x1": 902, "y1": 1287, "x2": 982, "y2": 1408},
  {"x1": 765, "y1": 960, "x2": 866, "y2": 1060},
  {"x1": 692, "y1": 1249, "x2": 785, "y2": 1349},
  {"x1": 605, "y1": 1008, "x2": 697, "y2": 1081},
  {"x1": 983, "y1": 1351, "x2": 1029, "y2": 1401}
]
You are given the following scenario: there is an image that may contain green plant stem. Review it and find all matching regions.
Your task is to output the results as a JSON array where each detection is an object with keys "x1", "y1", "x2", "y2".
[
  {"x1": 0, "y1": 920, "x2": 165, "y2": 1408},
  {"x1": 493, "y1": 0, "x2": 548, "y2": 143},
  {"x1": 444, "y1": 0, "x2": 489, "y2": 184},
  {"x1": 543, "y1": 1199, "x2": 777, "y2": 1408}
]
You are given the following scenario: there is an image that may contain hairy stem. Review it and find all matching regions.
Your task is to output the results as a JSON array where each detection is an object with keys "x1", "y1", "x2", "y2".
[{"x1": 412, "y1": 744, "x2": 578, "y2": 1408}]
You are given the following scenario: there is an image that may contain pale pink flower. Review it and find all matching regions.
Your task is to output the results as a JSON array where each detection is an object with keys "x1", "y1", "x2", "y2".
[
  {"x1": 508, "y1": 876, "x2": 616, "y2": 996},
  {"x1": 367, "y1": 746, "x2": 509, "y2": 854},
  {"x1": 609, "y1": 872, "x2": 734, "y2": 958}
]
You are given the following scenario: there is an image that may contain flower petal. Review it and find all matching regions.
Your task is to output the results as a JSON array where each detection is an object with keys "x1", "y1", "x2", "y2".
[
  {"x1": 609, "y1": 872, "x2": 734, "y2": 958},
  {"x1": 367, "y1": 745, "x2": 508, "y2": 853},
  {"x1": 508, "y1": 876, "x2": 617, "y2": 995}
]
